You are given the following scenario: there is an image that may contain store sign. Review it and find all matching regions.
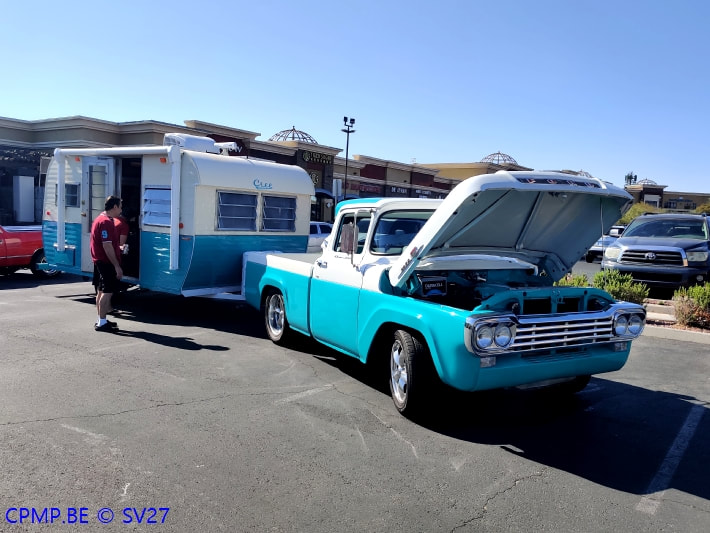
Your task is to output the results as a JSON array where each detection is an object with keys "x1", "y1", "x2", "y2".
[
  {"x1": 360, "y1": 183, "x2": 382, "y2": 193},
  {"x1": 302, "y1": 151, "x2": 333, "y2": 165},
  {"x1": 309, "y1": 172, "x2": 320, "y2": 186},
  {"x1": 390, "y1": 186, "x2": 408, "y2": 195},
  {"x1": 414, "y1": 189, "x2": 432, "y2": 197}
]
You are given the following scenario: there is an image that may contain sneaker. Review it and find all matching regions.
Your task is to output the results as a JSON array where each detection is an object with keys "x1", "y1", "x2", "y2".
[
  {"x1": 94, "y1": 322, "x2": 118, "y2": 332},
  {"x1": 105, "y1": 319, "x2": 118, "y2": 328}
]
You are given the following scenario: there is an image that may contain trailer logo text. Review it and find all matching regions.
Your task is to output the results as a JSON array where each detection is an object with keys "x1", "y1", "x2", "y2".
[{"x1": 253, "y1": 179, "x2": 273, "y2": 190}]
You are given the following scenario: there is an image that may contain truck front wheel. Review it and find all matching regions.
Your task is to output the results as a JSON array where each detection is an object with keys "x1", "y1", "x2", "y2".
[
  {"x1": 389, "y1": 329, "x2": 429, "y2": 417},
  {"x1": 264, "y1": 289, "x2": 292, "y2": 345}
]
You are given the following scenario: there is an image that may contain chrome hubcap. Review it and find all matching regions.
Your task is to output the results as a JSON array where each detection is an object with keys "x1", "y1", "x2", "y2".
[
  {"x1": 390, "y1": 340, "x2": 408, "y2": 404},
  {"x1": 267, "y1": 294, "x2": 284, "y2": 336}
]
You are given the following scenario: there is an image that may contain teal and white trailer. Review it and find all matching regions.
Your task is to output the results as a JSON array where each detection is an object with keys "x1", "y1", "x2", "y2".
[{"x1": 41, "y1": 134, "x2": 314, "y2": 297}]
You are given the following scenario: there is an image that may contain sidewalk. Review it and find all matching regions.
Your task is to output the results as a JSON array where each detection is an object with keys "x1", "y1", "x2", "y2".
[{"x1": 643, "y1": 301, "x2": 710, "y2": 344}]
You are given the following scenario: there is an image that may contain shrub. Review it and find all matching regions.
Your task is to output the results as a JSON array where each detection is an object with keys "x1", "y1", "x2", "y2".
[
  {"x1": 592, "y1": 269, "x2": 649, "y2": 304},
  {"x1": 673, "y1": 284, "x2": 710, "y2": 328},
  {"x1": 555, "y1": 273, "x2": 589, "y2": 287},
  {"x1": 618, "y1": 202, "x2": 663, "y2": 226}
]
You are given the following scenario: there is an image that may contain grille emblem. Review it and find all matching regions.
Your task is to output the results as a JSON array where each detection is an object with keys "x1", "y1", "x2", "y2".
[{"x1": 645, "y1": 252, "x2": 657, "y2": 260}]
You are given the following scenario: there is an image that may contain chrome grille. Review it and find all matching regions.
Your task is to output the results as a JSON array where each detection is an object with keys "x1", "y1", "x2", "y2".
[
  {"x1": 620, "y1": 250, "x2": 683, "y2": 265},
  {"x1": 511, "y1": 314, "x2": 614, "y2": 352},
  {"x1": 464, "y1": 303, "x2": 646, "y2": 356}
]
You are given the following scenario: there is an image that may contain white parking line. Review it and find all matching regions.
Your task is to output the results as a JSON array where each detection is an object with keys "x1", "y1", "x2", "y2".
[{"x1": 636, "y1": 403, "x2": 705, "y2": 515}]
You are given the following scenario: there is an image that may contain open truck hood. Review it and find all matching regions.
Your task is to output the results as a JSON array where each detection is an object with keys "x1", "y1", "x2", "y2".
[{"x1": 388, "y1": 171, "x2": 632, "y2": 288}]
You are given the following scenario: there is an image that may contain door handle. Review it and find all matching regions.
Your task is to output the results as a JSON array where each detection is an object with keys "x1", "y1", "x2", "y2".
[{"x1": 316, "y1": 260, "x2": 327, "y2": 268}]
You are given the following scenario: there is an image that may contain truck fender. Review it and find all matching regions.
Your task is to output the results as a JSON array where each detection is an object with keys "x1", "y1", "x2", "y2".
[{"x1": 358, "y1": 302, "x2": 480, "y2": 390}]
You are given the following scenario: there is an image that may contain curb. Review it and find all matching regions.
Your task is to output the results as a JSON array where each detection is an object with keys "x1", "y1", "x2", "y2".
[
  {"x1": 642, "y1": 324, "x2": 710, "y2": 344},
  {"x1": 645, "y1": 303, "x2": 675, "y2": 320},
  {"x1": 641, "y1": 300, "x2": 710, "y2": 343}
]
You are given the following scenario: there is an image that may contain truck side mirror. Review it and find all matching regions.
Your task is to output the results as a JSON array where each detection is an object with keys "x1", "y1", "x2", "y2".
[
  {"x1": 340, "y1": 222, "x2": 355, "y2": 254},
  {"x1": 350, "y1": 226, "x2": 359, "y2": 259}
]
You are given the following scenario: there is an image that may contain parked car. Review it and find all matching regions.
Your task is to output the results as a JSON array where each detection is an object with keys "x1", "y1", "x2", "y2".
[
  {"x1": 601, "y1": 213, "x2": 710, "y2": 289},
  {"x1": 608, "y1": 225, "x2": 626, "y2": 237},
  {"x1": 586, "y1": 234, "x2": 619, "y2": 263},
  {"x1": 0, "y1": 224, "x2": 59, "y2": 277},
  {"x1": 308, "y1": 222, "x2": 333, "y2": 252}
]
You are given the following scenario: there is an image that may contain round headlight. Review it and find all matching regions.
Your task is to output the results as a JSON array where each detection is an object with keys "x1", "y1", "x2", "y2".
[
  {"x1": 614, "y1": 314, "x2": 629, "y2": 336},
  {"x1": 476, "y1": 326, "x2": 494, "y2": 349},
  {"x1": 627, "y1": 314, "x2": 644, "y2": 336},
  {"x1": 604, "y1": 247, "x2": 621, "y2": 260},
  {"x1": 494, "y1": 324, "x2": 513, "y2": 347}
]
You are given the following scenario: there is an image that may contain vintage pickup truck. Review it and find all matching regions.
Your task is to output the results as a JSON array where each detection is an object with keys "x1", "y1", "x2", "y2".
[
  {"x1": 243, "y1": 171, "x2": 646, "y2": 417},
  {"x1": 0, "y1": 225, "x2": 58, "y2": 277}
]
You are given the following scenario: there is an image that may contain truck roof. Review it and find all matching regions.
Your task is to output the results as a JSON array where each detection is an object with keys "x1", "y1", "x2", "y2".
[{"x1": 335, "y1": 197, "x2": 442, "y2": 215}]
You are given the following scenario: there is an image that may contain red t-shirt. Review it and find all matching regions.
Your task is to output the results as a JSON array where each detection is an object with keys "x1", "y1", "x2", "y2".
[
  {"x1": 90, "y1": 213, "x2": 120, "y2": 263},
  {"x1": 114, "y1": 215, "x2": 129, "y2": 241}
]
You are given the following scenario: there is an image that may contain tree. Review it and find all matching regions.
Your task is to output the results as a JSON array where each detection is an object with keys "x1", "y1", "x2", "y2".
[{"x1": 618, "y1": 202, "x2": 662, "y2": 225}]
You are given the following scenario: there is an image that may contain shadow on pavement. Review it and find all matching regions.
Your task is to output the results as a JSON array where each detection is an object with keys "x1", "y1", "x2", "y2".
[
  {"x1": 286, "y1": 338, "x2": 710, "y2": 502},
  {"x1": 419, "y1": 380, "x2": 708, "y2": 501},
  {"x1": 50, "y1": 280, "x2": 710, "y2": 502},
  {"x1": 0, "y1": 270, "x2": 83, "y2": 289},
  {"x1": 111, "y1": 329, "x2": 229, "y2": 351}
]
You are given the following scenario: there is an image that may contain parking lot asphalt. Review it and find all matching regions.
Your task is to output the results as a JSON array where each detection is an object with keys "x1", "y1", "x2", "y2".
[{"x1": 2, "y1": 271, "x2": 709, "y2": 532}]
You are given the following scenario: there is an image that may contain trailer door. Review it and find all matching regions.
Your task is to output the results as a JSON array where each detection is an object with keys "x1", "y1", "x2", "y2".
[{"x1": 80, "y1": 157, "x2": 116, "y2": 271}]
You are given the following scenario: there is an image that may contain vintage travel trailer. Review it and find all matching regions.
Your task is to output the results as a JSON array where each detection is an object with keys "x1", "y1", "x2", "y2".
[{"x1": 41, "y1": 134, "x2": 314, "y2": 297}]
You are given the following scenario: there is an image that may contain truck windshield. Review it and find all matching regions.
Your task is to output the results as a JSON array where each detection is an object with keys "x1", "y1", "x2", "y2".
[
  {"x1": 371, "y1": 210, "x2": 434, "y2": 255},
  {"x1": 625, "y1": 218, "x2": 708, "y2": 239}
]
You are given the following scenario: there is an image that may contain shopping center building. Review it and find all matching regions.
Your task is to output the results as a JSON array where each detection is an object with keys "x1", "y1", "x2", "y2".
[
  {"x1": 0, "y1": 115, "x2": 537, "y2": 225},
  {"x1": 1, "y1": 115, "x2": 706, "y2": 225}
]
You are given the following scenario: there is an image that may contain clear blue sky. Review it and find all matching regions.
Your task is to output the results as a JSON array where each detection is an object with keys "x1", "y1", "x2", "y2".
[{"x1": 2, "y1": 0, "x2": 708, "y2": 192}]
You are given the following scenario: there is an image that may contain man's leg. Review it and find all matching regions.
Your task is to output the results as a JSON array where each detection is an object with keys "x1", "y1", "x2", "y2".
[
  {"x1": 98, "y1": 291, "x2": 112, "y2": 320},
  {"x1": 94, "y1": 262, "x2": 118, "y2": 331}
]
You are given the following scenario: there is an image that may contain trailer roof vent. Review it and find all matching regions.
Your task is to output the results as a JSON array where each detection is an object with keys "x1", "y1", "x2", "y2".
[{"x1": 163, "y1": 133, "x2": 219, "y2": 153}]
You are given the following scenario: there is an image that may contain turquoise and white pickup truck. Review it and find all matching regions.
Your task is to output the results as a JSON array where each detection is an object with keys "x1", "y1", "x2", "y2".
[{"x1": 243, "y1": 171, "x2": 646, "y2": 417}]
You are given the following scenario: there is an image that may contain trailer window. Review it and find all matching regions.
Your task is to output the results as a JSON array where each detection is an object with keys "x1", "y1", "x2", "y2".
[
  {"x1": 55, "y1": 183, "x2": 80, "y2": 207},
  {"x1": 262, "y1": 195, "x2": 296, "y2": 231},
  {"x1": 217, "y1": 192, "x2": 257, "y2": 230},
  {"x1": 143, "y1": 187, "x2": 171, "y2": 226}
]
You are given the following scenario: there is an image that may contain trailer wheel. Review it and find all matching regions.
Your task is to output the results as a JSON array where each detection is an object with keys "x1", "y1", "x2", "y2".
[
  {"x1": 30, "y1": 250, "x2": 60, "y2": 278},
  {"x1": 264, "y1": 289, "x2": 292, "y2": 345},
  {"x1": 389, "y1": 329, "x2": 430, "y2": 417}
]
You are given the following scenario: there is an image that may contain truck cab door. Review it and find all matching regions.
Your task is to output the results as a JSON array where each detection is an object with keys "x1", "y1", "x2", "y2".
[
  {"x1": 80, "y1": 157, "x2": 116, "y2": 272},
  {"x1": 310, "y1": 210, "x2": 372, "y2": 355}
]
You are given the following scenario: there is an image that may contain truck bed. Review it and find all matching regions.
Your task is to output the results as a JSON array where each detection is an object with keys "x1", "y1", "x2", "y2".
[{"x1": 243, "y1": 251, "x2": 322, "y2": 318}]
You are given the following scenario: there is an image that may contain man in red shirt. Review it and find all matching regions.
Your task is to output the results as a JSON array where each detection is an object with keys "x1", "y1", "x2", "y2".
[
  {"x1": 114, "y1": 214, "x2": 129, "y2": 254},
  {"x1": 90, "y1": 196, "x2": 124, "y2": 332}
]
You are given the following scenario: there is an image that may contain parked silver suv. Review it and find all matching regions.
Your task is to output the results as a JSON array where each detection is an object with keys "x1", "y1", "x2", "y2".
[{"x1": 601, "y1": 213, "x2": 710, "y2": 290}]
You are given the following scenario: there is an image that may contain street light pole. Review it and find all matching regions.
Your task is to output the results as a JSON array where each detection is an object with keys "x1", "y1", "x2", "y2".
[{"x1": 341, "y1": 116, "x2": 355, "y2": 201}]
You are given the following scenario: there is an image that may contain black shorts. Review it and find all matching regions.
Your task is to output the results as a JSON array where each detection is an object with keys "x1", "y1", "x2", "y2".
[{"x1": 93, "y1": 262, "x2": 119, "y2": 293}]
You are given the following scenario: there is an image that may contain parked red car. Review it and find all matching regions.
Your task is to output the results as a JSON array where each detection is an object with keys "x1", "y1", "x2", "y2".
[{"x1": 0, "y1": 225, "x2": 58, "y2": 277}]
